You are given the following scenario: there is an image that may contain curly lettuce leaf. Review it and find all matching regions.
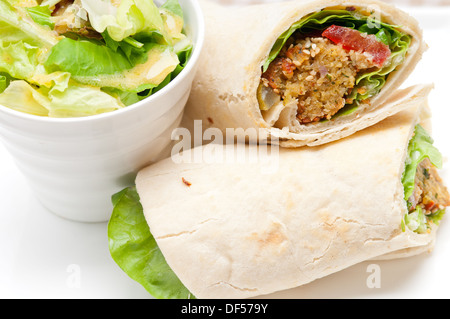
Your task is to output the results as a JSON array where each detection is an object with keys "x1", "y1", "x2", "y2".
[
  {"x1": 0, "y1": 40, "x2": 41, "y2": 80},
  {"x1": 264, "y1": 9, "x2": 409, "y2": 71},
  {"x1": 108, "y1": 187, "x2": 194, "y2": 299},
  {"x1": 345, "y1": 22, "x2": 411, "y2": 107}
]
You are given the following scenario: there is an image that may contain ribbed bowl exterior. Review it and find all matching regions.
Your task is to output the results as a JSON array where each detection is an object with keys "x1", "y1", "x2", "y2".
[{"x1": 0, "y1": 0, "x2": 204, "y2": 222}]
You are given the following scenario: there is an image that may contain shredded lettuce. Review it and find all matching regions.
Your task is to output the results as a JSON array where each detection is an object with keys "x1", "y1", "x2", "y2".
[
  {"x1": 402, "y1": 125, "x2": 445, "y2": 234},
  {"x1": 262, "y1": 9, "x2": 411, "y2": 112},
  {"x1": 108, "y1": 187, "x2": 194, "y2": 299},
  {"x1": 0, "y1": 0, "x2": 193, "y2": 117}
]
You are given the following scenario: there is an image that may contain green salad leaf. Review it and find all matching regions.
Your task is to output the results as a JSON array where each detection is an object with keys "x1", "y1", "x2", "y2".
[
  {"x1": 0, "y1": 0, "x2": 58, "y2": 48},
  {"x1": 45, "y1": 38, "x2": 180, "y2": 92},
  {"x1": 161, "y1": 0, "x2": 184, "y2": 18},
  {"x1": 44, "y1": 38, "x2": 134, "y2": 77},
  {"x1": 0, "y1": 40, "x2": 41, "y2": 81},
  {"x1": 108, "y1": 187, "x2": 194, "y2": 299},
  {"x1": 0, "y1": 0, "x2": 58, "y2": 83},
  {"x1": 0, "y1": 79, "x2": 124, "y2": 117},
  {"x1": 80, "y1": 0, "x2": 169, "y2": 43},
  {"x1": 26, "y1": 5, "x2": 54, "y2": 29},
  {"x1": 0, "y1": 0, "x2": 70, "y2": 92},
  {"x1": 402, "y1": 125, "x2": 445, "y2": 234},
  {"x1": 262, "y1": 9, "x2": 411, "y2": 112}
]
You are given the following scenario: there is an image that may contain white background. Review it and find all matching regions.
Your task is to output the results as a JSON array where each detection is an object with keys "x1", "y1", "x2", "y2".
[{"x1": 1, "y1": 5, "x2": 450, "y2": 299}]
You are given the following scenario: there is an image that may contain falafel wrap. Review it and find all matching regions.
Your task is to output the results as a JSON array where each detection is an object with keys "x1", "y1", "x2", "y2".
[
  {"x1": 183, "y1": 0, "x2": 428, "y2": 147},
  {"x1": 108, "y1": 90, "x2": 450, "y2": 299}
]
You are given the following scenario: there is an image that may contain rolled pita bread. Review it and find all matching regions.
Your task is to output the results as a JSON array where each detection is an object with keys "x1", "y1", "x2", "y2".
[
  {"x1": 136, "y1": 90, "x2": 448, "y2": 299},
  {"x1": 184, "y1": 0, "x2": 428, "y2": 147}
]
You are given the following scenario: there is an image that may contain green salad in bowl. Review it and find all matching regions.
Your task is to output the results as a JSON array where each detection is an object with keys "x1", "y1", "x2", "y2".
[{"x1": 0, "y1": 0, "x2": 192, "y2": 117}]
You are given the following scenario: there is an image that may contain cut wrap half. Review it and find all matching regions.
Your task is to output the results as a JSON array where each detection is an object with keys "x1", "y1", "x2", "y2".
[
  {"x1": 183, "y1": 0, "x2": 428, "y2": 147},
  {"x1": 108, "y1": 89, "x2": 450, "y2": 299}
]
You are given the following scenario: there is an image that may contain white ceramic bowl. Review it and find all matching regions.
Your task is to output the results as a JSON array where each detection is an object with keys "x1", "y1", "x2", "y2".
[{"x1": 0, "y1": 0, "x2": 205, "y2": 223}]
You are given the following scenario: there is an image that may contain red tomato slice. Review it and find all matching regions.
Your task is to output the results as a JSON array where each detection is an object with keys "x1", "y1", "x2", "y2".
[{"x1": 322, "y1": 25, "x2": 391, "y2": 67}]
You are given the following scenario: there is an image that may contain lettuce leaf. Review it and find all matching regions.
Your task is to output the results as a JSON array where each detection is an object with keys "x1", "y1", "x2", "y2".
[
  {"x1": 0, "y1": 0, "x2": 58, "y2": 48},
  {"x1": 345, "y1": 22, "x2": 411, "y2": 108},
  {"x1": 0, "y1": 1, "x2": 66, "y2": 89},
  {"x1": 108, "y1": 187, "x2": 194, "y2": 299},
  {"x1": 0, "y1": 40, "x2": 40, "y2": 80},
  {"x1": 0, "y1": 38, "x2": 70, "y2": 91},
  {"x1": 0, "y1": 80, "x2": 124, "y2": 117},
  {"x1": 44, "y1": 38, "x2": 180, "y2": 92},
  {"x1": 262, "y1": 9, "x2": 411, "y2": 112},
  {"x1": 161, "y1": 0, "x2": 184, "y2": 18},
  {"x1": 80, "y1": 0, "x2": 169, "y2": 43},
  {"x1": 26, "y1": 5, "x2": 54, "y2": 29},
  {"x1": 44, "y1": 38, "x2": 134, "y2": 77},
  {"x1": 100, "y1": 38, "x2": 192, "y2": 105}
]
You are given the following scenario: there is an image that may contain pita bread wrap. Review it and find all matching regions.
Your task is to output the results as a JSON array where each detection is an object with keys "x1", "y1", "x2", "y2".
[
  {"x1": 184, "y1": 0, "x2": 427, "y2": 147},
  {"x1": 131, "y1": 89, "x2": 449, "y2": 299}
]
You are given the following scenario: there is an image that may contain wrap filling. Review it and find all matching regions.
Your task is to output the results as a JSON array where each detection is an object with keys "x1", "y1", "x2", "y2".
[
  {"x1": 402, "y1": 125, "x2": 450, "y2": 234},
  {"x1": 258, "y1": 7, "x2": 411, "y2": 124}
]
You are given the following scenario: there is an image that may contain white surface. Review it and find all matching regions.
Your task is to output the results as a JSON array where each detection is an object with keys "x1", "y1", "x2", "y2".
[
  {"x1": 1, "y1": 6, "x2": 449, "y2": 299},
  {"x1": 0, "y1": 0, "x2": 204, "y2": 223}
]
